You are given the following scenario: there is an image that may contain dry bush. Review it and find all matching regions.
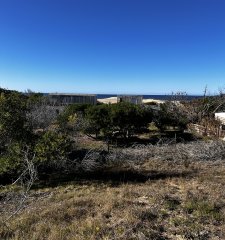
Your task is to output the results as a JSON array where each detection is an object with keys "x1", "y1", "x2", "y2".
[
  {"x1": 79, "y1": 140, "x2": 225, "y2": 173},
  {"x1": 79, "y1": 149, "x2": 103, "y2": 172},
  {"x1": 115, "y1": 140, "x2": 225, "y2": 163},
  {"x1": 1, "y1": 141, "x2": 225, "y2": 239},
  {"x1": 27, "y1": 102, "x2": 64, "y2": 130},
  {"x1": 0, "y1": 148, "x2": 37, "y2": 233}
]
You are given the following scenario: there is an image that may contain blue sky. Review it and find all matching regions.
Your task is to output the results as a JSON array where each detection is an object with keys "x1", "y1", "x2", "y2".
[{"x1": 0, "y1": 0, "x2": 225, "y2": 95}]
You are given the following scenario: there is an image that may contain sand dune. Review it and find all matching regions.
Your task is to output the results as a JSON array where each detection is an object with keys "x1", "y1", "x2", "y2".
[
  {"x1": 97, "y1": 97, "x2": 117, "y2": 104},
  {"x1": 97, "y1": 97, "x2": 165, "y2": 104},
  {"x1": 143, "y1": 99, "x2": 165, "y2": 104}
]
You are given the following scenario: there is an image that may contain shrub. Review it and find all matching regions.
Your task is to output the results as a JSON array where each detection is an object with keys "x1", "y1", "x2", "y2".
[
  {"x1": 0, "y1": 92, "x2": 31, "y2": 145},
  {"x1": 85, "y1": 103, "x2": 153, "y2": 139},
  {"x1": 0, "y1": 142, "x2": 27, "y2": 183},
  {"x1": 34, "y1": 131, "x2": 72, "y2": 167},
  {"x1": 58, "y1": 104, "x2": 91, "y2": 131}
]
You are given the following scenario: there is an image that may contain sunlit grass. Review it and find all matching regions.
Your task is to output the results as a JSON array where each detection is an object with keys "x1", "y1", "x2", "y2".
[{"x1": 1, "y1": 160, "x2": 225, "y2": 239}]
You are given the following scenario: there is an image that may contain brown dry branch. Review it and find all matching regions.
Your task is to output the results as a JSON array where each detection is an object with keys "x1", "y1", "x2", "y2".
[
  {"x1": 80, "y1": 149, "x2": 103, "y2": 172},
  {"x1": 1, "y1": 140, "x2": 225, "y2": 239},
  {"x1": 27, "y1": 100, "x2": 64, "y2": 131},
  {"x1": 77, "y1": 140, "x2": 225, "y2": 176},
  {"x1": 0, "y1": 147, "x2": 37, "y2": 229}
]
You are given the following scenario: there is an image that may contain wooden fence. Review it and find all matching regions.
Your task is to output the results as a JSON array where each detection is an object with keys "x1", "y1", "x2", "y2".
[{"x1": 188, "y1": 123, "x2": 225, "y2": 139}]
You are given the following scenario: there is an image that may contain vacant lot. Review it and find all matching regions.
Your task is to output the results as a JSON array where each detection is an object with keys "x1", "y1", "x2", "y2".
[{"x1": 1, "y1": 159, "x2": 225, "y2": 240}]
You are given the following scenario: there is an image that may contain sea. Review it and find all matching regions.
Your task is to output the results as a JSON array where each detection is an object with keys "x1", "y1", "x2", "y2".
[{"x1": 42, "y1": 93, "x2": 203, "y2": 101}]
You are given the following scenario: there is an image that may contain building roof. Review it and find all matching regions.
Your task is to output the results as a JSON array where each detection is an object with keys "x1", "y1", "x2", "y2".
[{"x1": 48, "y1": 93, "x2": 96, "y2": 97}]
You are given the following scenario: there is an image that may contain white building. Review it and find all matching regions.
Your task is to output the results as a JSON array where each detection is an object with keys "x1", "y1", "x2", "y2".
[
  {"x1": 215, "y1": 113, "x2": 225, "y2": 140},
  {"x1": 215, "y1": 112, "x2": 225, "y2": 125}
]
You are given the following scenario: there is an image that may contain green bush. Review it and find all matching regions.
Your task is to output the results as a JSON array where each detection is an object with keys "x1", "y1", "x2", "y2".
[
  {"x1": 34, "y1": 131, "x2": 72, "y2": 165},
  {"x1": 85, "y1": 102, "x2": 153, "y2": 139},
  {"x1": 110, "y1": 102, "x2": 152, "y2": 138},
  {"x1": 0, "y1": 92, "x2": 31, "y2": 144},
  {"x1": 85, "y1": 104, "x2": 111, "y2": 137},
  {"x1": 58, "y1": 104, "x2": 91, "y2": 130},
  {"x1": 154, "y1": 102, "x2": 189, "y2": 131},
  {"x1": 0, "y1": 142, "x2": 26, "y2": 182}
]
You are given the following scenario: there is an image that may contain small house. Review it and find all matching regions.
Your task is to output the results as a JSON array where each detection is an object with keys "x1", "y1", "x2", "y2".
[
  {"x1": 48, "y1": 93, "x2": 97, "y2": 105},
  {"x1": 215, "y1": 112, "x2": 225, "y2": 139},
  {"x1": 117, "y1": 95, "x2": 143, "y2": 105},
  {"x1": 215, "y1": 113, "x2": 225, "y2": 129}
]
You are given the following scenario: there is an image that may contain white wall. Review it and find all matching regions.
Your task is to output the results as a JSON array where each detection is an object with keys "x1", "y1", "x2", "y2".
[{"x1": 215, "y1": 112, "x2": 225, "y2": 124}]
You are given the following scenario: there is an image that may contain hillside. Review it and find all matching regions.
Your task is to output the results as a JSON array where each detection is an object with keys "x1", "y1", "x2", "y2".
[{"x1": 1, "y1": 158, "x2": 225, "y2": 240}]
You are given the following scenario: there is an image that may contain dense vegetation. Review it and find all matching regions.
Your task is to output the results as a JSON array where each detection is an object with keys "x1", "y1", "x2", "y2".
[
  {"x1": 0, "y1": 88, "x2": 191, "y2": 182},
  {"x1": 1, "y1": 87, "x2": 225, "y2": 239}
]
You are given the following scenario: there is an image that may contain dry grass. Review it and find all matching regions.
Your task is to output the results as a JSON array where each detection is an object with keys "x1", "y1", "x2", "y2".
[{"x1": 1, "y1": 159, "x2": 225, "y2": 240}]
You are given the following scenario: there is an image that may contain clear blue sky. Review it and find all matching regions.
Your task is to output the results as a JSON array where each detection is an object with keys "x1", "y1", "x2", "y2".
[{"x1": 0, "y1": 0, "x2": 225, "y2": 95}]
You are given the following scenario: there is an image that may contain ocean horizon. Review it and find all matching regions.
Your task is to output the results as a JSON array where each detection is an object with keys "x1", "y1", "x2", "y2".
[{"x1": 42, "y1": 93, "x2": 203, "y2": 101}]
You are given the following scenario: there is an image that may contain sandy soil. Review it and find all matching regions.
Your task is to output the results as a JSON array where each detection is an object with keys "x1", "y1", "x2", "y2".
[
  {"x1": 143, "y1": 99, "x2": 165, "y2": 104},
  {"x1": 97, "y1": 97, "x2": 117, "y2": 104},
  {"x1": 97, "y1": 97, "x2": 165, "y2": 104}
]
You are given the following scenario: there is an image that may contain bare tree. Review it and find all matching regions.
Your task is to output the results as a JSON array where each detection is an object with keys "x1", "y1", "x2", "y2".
[
  {"x1": 0, "y1": 147, "x2": 37, "y2": 230},
  {"x1": 27, "y1": 98, "x2": 64, "y2": 131},
  {"x1": 191, "y1": 87, "x2": 225, "y2": 122}
]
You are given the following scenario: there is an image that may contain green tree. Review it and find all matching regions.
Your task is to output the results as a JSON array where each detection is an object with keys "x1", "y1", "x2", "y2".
[
  {"x1": 0, "y1": 92, "x2": 31, "y2": 146},
  {"x1": 84, "y1": 103, "x2": 152, "y2": 139},
  {"x1": 154, "y1": 102, "x2": 189, "y2": 131},
  {"x1": 110, "y1": 103, "x2": 152, "y2": 138},
  {"x1": 85, "y1": 104, "x2": 111, "y2": 138}
]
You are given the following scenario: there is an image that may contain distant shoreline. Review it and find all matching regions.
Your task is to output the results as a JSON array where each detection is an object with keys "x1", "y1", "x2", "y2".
[
  {"x1": 98, "y1": 97, "x2": 166, "y2": 104},
  {"x1": 96, "y1": 94, "x2": 203, "y2": 100}
]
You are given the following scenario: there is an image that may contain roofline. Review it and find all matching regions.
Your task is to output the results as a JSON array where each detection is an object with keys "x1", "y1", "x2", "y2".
[
  {"x1": 48, "y1": 93, "x2": 97, "y2": 97},
  {"x1": 117, "y1": 95, "x2": 143, "y2": 97}
]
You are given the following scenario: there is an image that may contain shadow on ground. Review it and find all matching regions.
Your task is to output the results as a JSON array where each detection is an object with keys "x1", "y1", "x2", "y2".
[{"x1": 35, "y1": 168, "x2": 197, "y2": 189}]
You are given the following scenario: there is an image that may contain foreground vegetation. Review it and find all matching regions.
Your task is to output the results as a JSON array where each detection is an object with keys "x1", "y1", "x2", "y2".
[
  {"x1": 1, "y1": 87, "x2": 225, "y2": 239},
  {"x1": 1, "y1": 157, "x2": 225, "y2": 240}
]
